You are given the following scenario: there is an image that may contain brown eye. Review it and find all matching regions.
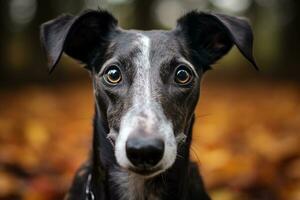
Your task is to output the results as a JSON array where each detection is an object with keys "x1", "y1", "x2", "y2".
[
  {"x1": 104, "y1": 65, "x2": 122, "y2": 85},
  {"x1": 175, "y1": 65, "x2": 193, "y2": 85}
]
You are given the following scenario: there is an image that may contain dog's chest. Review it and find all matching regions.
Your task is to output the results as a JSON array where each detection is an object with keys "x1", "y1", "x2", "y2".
[{"x1": 110, "y1": 170, "x2": 160, "y2": 200}]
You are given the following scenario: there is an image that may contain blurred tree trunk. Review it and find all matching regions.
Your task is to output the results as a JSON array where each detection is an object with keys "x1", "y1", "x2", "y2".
[
  {"x1": 0, "y1": 1, "x2": 9, "y2": 82},
  {"x1": 132, "y1": 0, "x2": 159, "y2": 30},
  {"x1": 279, "y1": 0, "x2": 300, "y2": 80}
]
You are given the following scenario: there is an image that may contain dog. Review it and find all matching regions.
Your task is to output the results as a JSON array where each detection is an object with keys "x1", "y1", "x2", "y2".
[{"x1": 40, "y1": 9, "x2": 258, "y2": 200}]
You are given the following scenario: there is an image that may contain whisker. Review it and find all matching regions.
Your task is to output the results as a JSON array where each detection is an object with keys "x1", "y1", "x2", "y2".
[
  {"x1": 160, "y1": 173, "x2": 167, "y2": 188},
  {"x1": 107, "y1": 132, "x2": 117, "y2": 148},
  {"x1": 176, "y1": 133, "x2": 187, "y2": 145},
  {"x1": 190, "y1": 146, "x2": 201, "y2": 164},
  {"x1": 194, "y1": 113, "x2": 211, "y2": 119},
  {"x1": 176, "y1": 154, "x2": 184, "y2": 159}
]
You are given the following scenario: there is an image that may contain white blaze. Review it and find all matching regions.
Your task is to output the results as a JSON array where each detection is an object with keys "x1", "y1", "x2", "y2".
[{"x1": 115, "y1": 33, "x2": 177, "y2": 174}]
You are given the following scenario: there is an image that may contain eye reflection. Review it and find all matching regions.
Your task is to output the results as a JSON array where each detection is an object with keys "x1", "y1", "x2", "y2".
[
  {"x1": 104, "y1": 65, "x2": 122, "y2": 85},
  {"x1": 174, "y1": 65, "x2": 193, "y2": 85}
]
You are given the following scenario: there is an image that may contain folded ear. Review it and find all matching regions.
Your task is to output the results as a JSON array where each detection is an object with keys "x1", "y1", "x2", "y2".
[
  {"x1": 175, "y1": 11, "x2": 258, "y2": 70},
  {"x1": 40, "y1": 10, "x2": 118, "y2": 73}
]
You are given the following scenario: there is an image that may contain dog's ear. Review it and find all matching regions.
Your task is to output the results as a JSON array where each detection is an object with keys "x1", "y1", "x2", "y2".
[
  {"x1": 175, "y1": 11, "x2": 258, "y2": 70},
  {"x1": 40, "y1": 10, "x2": 118, "y2": 73}
]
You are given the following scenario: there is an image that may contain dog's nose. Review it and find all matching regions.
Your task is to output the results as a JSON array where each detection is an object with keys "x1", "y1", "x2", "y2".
[{"x1": 126, "y1": 137, "x2": 164, "y2": 168}]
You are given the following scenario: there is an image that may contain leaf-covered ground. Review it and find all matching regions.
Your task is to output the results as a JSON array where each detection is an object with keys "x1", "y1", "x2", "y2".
[{"x1": 0, "y1": 81, "x2": 299, "y2": 200}]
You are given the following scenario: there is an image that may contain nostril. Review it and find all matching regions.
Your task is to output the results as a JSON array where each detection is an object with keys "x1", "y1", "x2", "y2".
[{"x1": 126, "y1": 137, "x2": 164, "y2": 168}]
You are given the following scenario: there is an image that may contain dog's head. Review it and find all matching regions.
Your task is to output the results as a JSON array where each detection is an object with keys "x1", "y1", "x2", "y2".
[{"x1": 41, "y1": 10, "x2": 258, "y2": 177}]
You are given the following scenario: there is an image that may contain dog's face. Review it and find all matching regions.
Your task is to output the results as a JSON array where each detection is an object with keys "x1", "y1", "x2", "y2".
[
  {"x1": 41, "y1": 10, "x2": 258, "y2": 177},
  {"x1": 97, "y1": 30, "x2": 202, "y2": 177}
]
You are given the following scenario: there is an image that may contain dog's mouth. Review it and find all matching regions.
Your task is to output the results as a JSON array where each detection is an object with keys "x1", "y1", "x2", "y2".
[{"x1": 128, "y1": 166, "x2": 163, "y2": 177}]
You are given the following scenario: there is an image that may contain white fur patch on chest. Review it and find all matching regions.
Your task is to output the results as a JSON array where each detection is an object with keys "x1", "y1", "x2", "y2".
[{"x1": 110, "y1": 168, "x2": 160, "y2": 200}]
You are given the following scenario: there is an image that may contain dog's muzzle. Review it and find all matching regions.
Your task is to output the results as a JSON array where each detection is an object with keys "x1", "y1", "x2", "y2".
[{"x1": 115, "y1": 105, "x2": 177, "y2": 177}]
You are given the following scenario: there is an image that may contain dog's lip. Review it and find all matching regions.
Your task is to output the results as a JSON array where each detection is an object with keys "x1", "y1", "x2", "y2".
[{"x1": 128, "y1": 166, "x2": 162, "y2": 176}]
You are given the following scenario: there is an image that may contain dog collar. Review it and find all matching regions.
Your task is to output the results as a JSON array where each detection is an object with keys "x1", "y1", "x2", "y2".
[{"x1": 85, "y1": 173, "x2": 95, "y2": 200}]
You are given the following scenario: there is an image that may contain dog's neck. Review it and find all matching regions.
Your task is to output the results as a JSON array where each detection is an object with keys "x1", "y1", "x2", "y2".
[{"x1": 91, "y1": 106, "x2": 194, "y2": 200}]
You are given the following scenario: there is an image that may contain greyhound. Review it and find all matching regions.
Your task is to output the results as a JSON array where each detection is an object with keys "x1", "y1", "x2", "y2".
[{"x1": 40, "y1": 9, "x2": 258, "y2": 200}]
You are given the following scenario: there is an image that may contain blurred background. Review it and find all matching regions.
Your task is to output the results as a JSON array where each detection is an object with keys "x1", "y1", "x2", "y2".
[{"x1": 0, "y1": 0, "x2": 299, "y2": 200}]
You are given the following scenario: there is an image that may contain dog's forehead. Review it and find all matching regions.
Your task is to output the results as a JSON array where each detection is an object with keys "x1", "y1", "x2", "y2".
[{"x1": 109, "y1": 30, "x2": 184, "y2": 63}]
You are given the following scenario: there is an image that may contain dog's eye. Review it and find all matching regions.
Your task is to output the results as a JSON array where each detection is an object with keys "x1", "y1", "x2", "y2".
[
  {"x1": 104, "y1": 65, "x2": 122, "y2": 85},
  {"x1": 174, "y1": 65, "x2": 193, "y2": 85}
]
